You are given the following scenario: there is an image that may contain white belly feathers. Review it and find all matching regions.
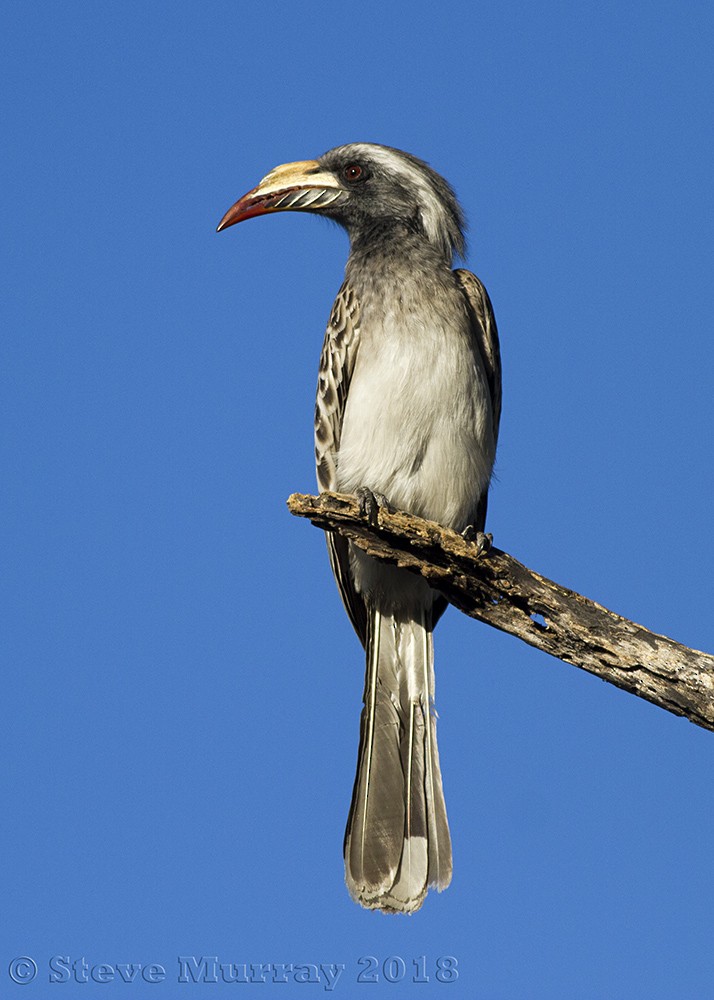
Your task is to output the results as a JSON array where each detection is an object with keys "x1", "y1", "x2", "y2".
[{"x1": 335, "y1": 294, "x2": 494, "y2": 534}]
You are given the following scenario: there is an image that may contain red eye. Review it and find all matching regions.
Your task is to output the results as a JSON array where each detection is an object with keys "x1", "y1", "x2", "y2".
[{"x1": 343, "y1": 163, "x2": 364, "y2": 182}]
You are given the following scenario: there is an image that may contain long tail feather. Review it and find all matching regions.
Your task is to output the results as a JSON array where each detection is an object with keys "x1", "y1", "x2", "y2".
[{"x1": 344, "y1": 605, "x2": 452, "y2": 913}]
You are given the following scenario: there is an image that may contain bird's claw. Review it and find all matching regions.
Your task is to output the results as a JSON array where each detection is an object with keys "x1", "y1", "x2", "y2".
[
  {"x1": 355, "y1": 487, "x2": 391, "y2": 525},
  {"x1": 462, "y1": 526, "x2": 492, "y2": 557}
]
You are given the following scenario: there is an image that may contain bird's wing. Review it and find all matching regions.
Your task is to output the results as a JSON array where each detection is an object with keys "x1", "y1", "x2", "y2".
[
  {"x1": 314, "y1": 281, "x2": 368, "y2": 645},
  {"x1": 454, "y1": 268, "x2": 502, "y2": 440},
  {"x1": 454, "y1": 268, "x2": 502, "y2": 531}
]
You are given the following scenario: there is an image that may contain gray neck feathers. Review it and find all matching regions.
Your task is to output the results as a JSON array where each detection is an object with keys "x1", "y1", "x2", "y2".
[{"x1": 328, "y1": 143, "x2": 466, "y2": 265}]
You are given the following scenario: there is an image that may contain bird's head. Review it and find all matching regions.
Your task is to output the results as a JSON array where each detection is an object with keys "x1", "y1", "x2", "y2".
[{"x1": 217, "y1": 143, "x2": 466, "y2": 263}]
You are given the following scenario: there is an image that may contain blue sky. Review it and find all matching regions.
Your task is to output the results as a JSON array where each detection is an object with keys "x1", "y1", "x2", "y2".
[{"x1": 2, "y1": 1, "x2": 713, "y2": 997}]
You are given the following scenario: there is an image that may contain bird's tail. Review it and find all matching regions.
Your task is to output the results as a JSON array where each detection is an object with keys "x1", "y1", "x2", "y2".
[{"x1": 344, "y1": 604, "x2": 452, "y2": 913}]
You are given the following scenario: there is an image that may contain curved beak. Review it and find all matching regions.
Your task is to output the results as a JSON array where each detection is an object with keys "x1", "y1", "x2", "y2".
[{"x1": 216, "y1": 159, "x2": 346, "y2": 232}]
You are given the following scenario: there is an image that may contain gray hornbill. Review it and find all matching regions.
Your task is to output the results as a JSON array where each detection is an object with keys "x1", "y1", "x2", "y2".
[{"x1": 217, "y1": 144, "x2": 501, "y2": 913}]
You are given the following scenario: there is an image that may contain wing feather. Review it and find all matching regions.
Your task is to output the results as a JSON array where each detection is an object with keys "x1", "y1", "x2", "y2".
[
  {"x1": 454, "y1": 268, "x2": 502, "y2": 441},
  {"x1": 454, "y1": 268, "x2": 502, "y2": 532},
  {"x1": 314, "y1": 282, "x2": 368, "y2": 645}
]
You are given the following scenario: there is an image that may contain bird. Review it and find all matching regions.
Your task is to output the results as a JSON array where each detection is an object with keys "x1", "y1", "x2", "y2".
[{"x1": 217, "y1": 143, "x2": 501, "y2": 913}]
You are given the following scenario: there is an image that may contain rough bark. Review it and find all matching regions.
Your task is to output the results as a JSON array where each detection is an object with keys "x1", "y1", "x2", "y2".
[{"x1": 287, "y1": 490, "x2": 714, "y2": 734}]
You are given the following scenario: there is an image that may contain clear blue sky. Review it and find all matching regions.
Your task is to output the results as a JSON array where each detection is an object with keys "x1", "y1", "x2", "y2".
[{"x1": 2, "y1": 2, "x2": 713, "y2": 997}]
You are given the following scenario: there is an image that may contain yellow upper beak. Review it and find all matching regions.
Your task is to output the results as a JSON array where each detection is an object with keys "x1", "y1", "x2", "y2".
[{"x1": 216, "y1": 159, "x2": 345, "y2": 232}]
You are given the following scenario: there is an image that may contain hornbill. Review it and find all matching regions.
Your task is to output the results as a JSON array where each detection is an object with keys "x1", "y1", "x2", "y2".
[{"x1": 217, "y1": 143, "x2": 501, "y2": 913}]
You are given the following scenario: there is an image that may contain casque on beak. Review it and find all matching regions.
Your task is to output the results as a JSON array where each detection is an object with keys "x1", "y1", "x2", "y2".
[{"x1": 216, "y1": 159, "x2": 345, "y2": 232}]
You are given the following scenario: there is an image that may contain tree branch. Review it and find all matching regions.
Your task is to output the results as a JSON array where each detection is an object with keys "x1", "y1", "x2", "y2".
[{"x1": 287, "y1": 491, "x2": 714, "y2": 734}]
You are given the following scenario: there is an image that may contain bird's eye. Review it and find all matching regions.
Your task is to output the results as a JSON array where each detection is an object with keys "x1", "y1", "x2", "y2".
[{"x1": 343, "y1": 164, "x2": 364, "y2": 182}]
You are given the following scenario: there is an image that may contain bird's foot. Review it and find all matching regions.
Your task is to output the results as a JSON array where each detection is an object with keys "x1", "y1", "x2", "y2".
[
  {"x1": 355, "y1": 487, "x2": 392, "y2": 526},
  {"x1": 462, "y1": 525, "x2": 493, "y2": 557}
]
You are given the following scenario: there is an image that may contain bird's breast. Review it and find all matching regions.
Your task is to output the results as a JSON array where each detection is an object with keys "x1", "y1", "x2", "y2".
[{"x1": 335, "y1": 286, "x2": 495, "y2": 532}]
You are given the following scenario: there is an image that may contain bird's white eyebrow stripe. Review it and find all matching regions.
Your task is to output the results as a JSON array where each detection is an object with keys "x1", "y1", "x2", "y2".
[{"x1": 344, "y1": 144, "x2": 427, "y2": 189}]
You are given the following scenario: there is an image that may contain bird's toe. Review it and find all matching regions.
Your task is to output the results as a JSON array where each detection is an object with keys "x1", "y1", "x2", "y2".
[
  {"x1": 462, "y1": 526, "x2": 493, "y2": 557},
  {"x1": 355, "y1": 487, "x2": 391, "y2": 525}
]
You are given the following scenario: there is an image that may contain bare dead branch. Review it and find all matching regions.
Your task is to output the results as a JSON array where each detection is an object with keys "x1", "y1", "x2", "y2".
[{"x1": 287, "y1": 490, "x2": 714, "y2": 733}]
